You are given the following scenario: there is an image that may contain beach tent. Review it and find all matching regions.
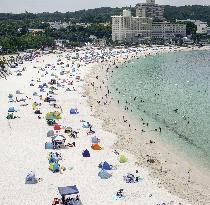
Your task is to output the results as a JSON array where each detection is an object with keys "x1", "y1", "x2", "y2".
[
  {"x1": 44, "y1": 97, "x2": 56, "y2": 103},
  {"x1": 99, "y1": 161, "x2": 112, "y2": 170},
  {"x1": 123, "y1": 173, "x2": 140, "y2": 183},
  {"x1": 98, "y1": 169, "x2": 112, "y2": 179},
  {"x1": 43, "y1": 83, "x2": 48, "y2": 88},
  {"x1": 119, "y1": 155, "x2": 128, "y2": 163},
  {"x1": 47, "y1": 119, "x2": 56, "y2": 126},
  {"x1": 50, "y1": 79, "x2": 56, "y2": 85},
  {"x1": 47, "y1": 130, "x2": 54, "y2": 137},
  {"x1": 54, "y1": 124, "x2": 61, "y2": 131},
  {"x1": 51, "y1": 135, "x2": 66, "y2": 149},
  {"x1": 33, "y1": 102, "x2": 38, "y2": 109},
  {"x1": 32, "y1": 103, "x2": 37, "y2": 110},
  {"x1": 8, "y1": 94, "x2": 13, "y2": 99},
  {"x1": 70, "y1": 108, "x2": 78, "y2": 114},
  {"x1": 34, "y1": 109, "x2": 42, "y2": 114},
  {"x1": 49, "y1": 162, "x2": 60, "y2": 173},
  {"x1": 91, "y1": 144, "x2": 102, "y2": 150},
  {"x1": 8, "y1": 98, "x2": 14, "y2": 103},
  {"x1": 82, "y1": 121, "x2": 90, "y2": 128},
  {"x1": 25, "y1": 171, "x2": 38, "y2": 184},
  {"x1": 46, "y1": 112, "x2": 55, "y2": 120},
  {"x1": 8, "y1": 107, "x2": 17, "y2": 112},
  {"x1": 58, "y1": 185, "x2": 79, "y2": 196},
  {"x1": 45, "y1": 142, "x2": 53, "y2": 149},
  {"x1": 40, "y1": 88, "x2": 46, "y2": 92},
  {"x1": 64, "y1": 127, "x2": 72, "y2": 133},
  {"x1": 46, "y1": 112, "x2": 61, "y2": 120},
  {"x1": 49, "y1": 86, "x2": 57, "y2": 91},
  {"x1": 16, "y1": 90, "x2": 22, "y2": 94},
  {"x1": 82, "y1": 149, "x2": 90, "y2": 157},
  {"x1": 54, "y1": 111, "x2": 62, "y2": 119},
  {"x1": 49, "y1": 155, "x2": 56, "y2": 163},
  {"x1": 51, "y1": 135, "x2": 66, "y2": 143},
  {"x1": 6, "y1": 113, "x2": 15, "y2": 120},
  {"x1": 91, "y1": 136, "x2": 99, "y2": 144}
]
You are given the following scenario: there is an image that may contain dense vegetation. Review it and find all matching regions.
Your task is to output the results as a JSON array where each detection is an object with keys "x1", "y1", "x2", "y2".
[
  {"x1": 164, "y1": 5, "x2": 210, "y2": 25},
  {"x1": 0, "y1": 7, "x2": 133, "y2": 23},
  {"x1": 0, "y1": 6, "x2": 209, "y2": 24},
  {"x1": 0, "y1": 5, "x2": 209, "y2": 53},
  {"x1": 0, "y1": 19, "x2": 111, "y2": 53}
]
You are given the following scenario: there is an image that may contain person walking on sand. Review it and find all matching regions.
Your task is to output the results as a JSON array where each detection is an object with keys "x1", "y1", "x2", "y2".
[{"x1": 188, "y1": 168, "x2": 191, "y2": 183}]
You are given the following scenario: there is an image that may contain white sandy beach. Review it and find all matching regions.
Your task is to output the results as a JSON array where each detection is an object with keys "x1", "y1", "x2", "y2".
[{"x1": 0, "y1": 46, "x2": 209, "y2": 205}]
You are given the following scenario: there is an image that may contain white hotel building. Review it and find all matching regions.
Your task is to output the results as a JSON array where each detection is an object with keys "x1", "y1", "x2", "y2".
[
  {"x1": 112, "y1": 10, "x2": 152, "y2": 42},
  {"x1": 176, "y1": 19, "x2": 208, "y2": 34},
  {"x1": 152, "y1": 22, "x2": 186, "y2": 39},
  {"x1": 112, "y1": 9, "x2": 186, "y2": 42}
]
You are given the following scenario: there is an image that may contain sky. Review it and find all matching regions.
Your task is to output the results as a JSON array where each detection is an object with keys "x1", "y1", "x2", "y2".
[{"x1": 0, "y1": 0, "x2": 209, "y2": 13}]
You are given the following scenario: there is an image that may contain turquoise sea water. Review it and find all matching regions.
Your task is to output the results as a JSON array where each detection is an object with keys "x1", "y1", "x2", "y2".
[{"x1": 109, "y1": 50, "x2": 210, "y2": 169}]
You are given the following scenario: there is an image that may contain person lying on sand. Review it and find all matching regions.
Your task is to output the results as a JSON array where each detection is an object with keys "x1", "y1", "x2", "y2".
[{"x1": 67, "y1": 142, "x2": 76, "y2": 147}]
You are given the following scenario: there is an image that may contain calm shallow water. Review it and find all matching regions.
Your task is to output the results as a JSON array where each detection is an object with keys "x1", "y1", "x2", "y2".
[{"x1": 109, "y1": 50, "x2": 210, "y2": 169}]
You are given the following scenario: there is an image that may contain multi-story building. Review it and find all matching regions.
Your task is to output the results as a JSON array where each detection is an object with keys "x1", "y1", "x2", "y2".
[
  {"x1": 112, "y1": 7, "x2": 187, "y2": 43},
  {"x1": 48, "y1": 21, "x2": 71, "y2": 30},
  {"x1": 176, "y1": 19, "x2": 208, "y2": 34},
  {"x1": 152, "y1": 22, "x2": 186, "y2": 39},
  {"x1": 132, "y1": 17, "x2": 153, "y2": 39},
  {"x1": 112, "y1": 10, "x2": 152, "y2": 42},
  {"x1": 28, "y1": 29, "x2": 45, "y2": 34},
  {"x1": 136, "y1": 0, "x2": 164, "y2": 21}
]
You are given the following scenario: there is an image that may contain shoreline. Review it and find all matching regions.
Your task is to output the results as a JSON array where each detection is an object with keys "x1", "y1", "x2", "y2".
[{"x1": 85, "y1": 46, "x2": 210, "y2": 205}]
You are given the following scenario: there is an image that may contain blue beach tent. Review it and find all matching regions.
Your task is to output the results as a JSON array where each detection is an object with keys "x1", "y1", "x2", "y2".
[
  {"x1": 82, "y1": 149, "x2": 90, "y2": 157},
  {"x1": 25, "y1": 172, "x2": 38, "y2": 184},
  {"x1": 70, "y1": 108, "x2": 78, "y2": 114},
  {"x1": 58, "y1": 185, "x2": 79, "y2": 196},
  {"x1": 49, "y1": 155, "x2": 56, "y2": 163},
  {"x1": 99, "y1": 161, "x2": 112, "y2": 170},
  {"x1": 82, "y1": 121, "x2": 90, "y2": 128},
  {"x1": 45, "y1": 142, "x2": 53, "y2": 149},
  {"x1": 49, "y1": 162, "x2": 60, "y2": 173},
  {"x1": 91, "y1": 136, "x2": 99, "y2": 144},
  {"x1": 33, "y1": 92, "x2": 38, "y2": 96},
  {"x1": 8, "y1": 107, "x2": 17, "y2": 112}
]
